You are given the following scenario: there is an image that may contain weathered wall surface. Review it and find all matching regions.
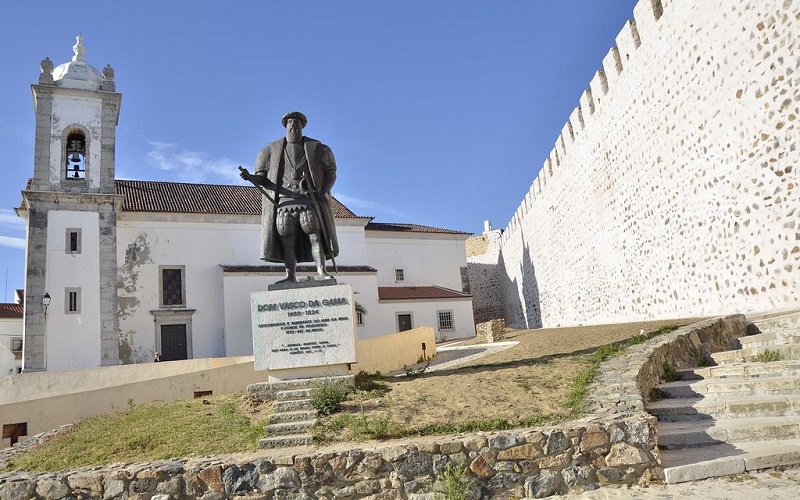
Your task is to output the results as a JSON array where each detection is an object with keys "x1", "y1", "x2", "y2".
[{"x1": 469, "y1": 0, "x2": 800, "y2": 328}]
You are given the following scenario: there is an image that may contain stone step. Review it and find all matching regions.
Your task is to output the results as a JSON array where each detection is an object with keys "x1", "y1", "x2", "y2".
[
  {"x1": 258, "y1": 433, "x2": 315, "y2": 449},
  {"x1": 247, "y1": 375, "x2": 354, "y2": 400},
  {"x1": 655, "y1": 375, "x2": 800, "y2": 399},
  {"x1": 751, "y1": 310, "x2": 800, "y2": 331},
  {"x1": 648, "y1": 395, "x2": 800, "y2": 422},
  {"x1": 265, "y1": 419, "x2": 316, "y2": 435},
  {"x1": 657, "y1": 416, "x2": 800, "y2": 450},
  {"x1": 269, "y1": 410, "x2": 317, "y2": 424},
  {"x1": 712, "y1": 344, "x2": 800, "y2": 365},
  {"x1": 690, "y1": 359, "x2": 800, "y2": 379},
  {"x1": 273, "y1": 398, "x2": 313, "y2": 412},
  {"x1": 660, "y1": 439, "x2": 800, "y2": 483},
  {"x1": 738, "y1": 331, "x2": 800, "y2": 349},
  {"x1": 276, "y1": 388, "x2": 313, "y2": 400}
]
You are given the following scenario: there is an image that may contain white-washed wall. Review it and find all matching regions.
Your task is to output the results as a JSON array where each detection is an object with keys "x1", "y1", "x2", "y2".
[{"x1": 483, "y1": 0, "x2": 800, "y2": 328}]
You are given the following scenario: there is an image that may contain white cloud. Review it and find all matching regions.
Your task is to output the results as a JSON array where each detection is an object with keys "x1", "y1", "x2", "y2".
[
  {"x1": 335, "y1": 193, "x2": 407, "y2": 220},
  {"x1": 0, "y1": 236, "x2": 25, "y2": 250},
  {"x1": 145, "y1": 141, "x2": 243, "y2": 184},
  {"x1": 0, "y1": 209, "x2": 23, "y2": 227}
]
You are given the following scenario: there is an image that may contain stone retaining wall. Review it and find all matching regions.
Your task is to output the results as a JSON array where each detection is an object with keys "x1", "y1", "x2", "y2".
[{"x1": 0, "y1": 316, "x2": 748, "y2": 499}]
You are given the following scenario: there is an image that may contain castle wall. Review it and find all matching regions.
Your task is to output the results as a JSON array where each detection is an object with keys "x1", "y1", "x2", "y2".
[{"x1": 476, "y1": 0, "x2": 800, "y2": 328}]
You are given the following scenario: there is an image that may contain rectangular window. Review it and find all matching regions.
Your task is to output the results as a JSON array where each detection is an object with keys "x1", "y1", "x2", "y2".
[
  {"x1": 394, "y1": 268, "x2": 404, "y2": 282},
  {"x1": 160, "y1": 266, "x2": 186, "y2": 307},
  {"x1": 460, "y1": 266, "x2": 471, "y2": 294},
  {"x1": 356, "y1": 311, "x2": 364, "y2": 326},
  {"x1": 437, "y1": 310, "x2": 455, "y2": 332},
  {"x1": 10, "y1": 338, "x2": 22, "y2": 352},
  {"x1": 65, "y1": 228, "x2": 82, "y2": 254},
  {"x1": 397, "y1": 313, "x2": 413, "y2": 332},
  {"x1": 65, "y1": 287, "x2": 81, "y2": 314}
]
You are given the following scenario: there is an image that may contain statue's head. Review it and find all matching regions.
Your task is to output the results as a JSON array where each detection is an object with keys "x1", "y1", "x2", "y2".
[{"x1": 282, "y1": 111, "x2": 307, "y2": 143}]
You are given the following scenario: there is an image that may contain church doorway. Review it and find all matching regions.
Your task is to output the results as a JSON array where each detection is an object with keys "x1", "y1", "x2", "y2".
[{"x1": 160, "y1": 324, "x2": 188, "y2": 361}]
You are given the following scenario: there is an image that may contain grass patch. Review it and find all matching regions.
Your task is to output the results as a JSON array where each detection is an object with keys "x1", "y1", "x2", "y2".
[
  {"x1": 755, "y1": 349, "x2": 785, "y2": 363},
  {"x1": 662, "y1": 361, "x2": 681, "y2": 382},
  {"x1": 565, "y1": 324, "x2": 679, "y2": 416},
  {"x1": 431, "y1": 463, "x2": 476, "y2": 500},
  {"x1": 4, "y1": 394, "x2": 264, "y2": 472}
]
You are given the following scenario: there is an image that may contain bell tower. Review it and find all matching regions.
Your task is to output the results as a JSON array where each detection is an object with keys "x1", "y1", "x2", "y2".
[{"x1": 21, "y1": 36, "x2": 123, "y2": 371}]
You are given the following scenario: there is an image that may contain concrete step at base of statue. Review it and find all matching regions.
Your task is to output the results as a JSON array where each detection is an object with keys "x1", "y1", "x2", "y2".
[
  {"x1": 657, "y1": 416, "x2": 800, "y2": 450},
  {"x1": 259, "y1": 433, "x2": 315, "y2": 449},
  {"x1": 276, "y1": 388, "x2": 313, "y2": 400},
  {"x1": 246, "y1": 375, "x2": 354, "y2": 401},
  {"x1": 711, "y1": 344, "x2": 800, "y2": 365},
  {"x1": 265, "y1": 419, "x2": 317, "y2": 436},
  {"x1": 269, "y1": 410, "x2": 318, "y2": 424},
  {"x1": 661, "y1": 439, "x2": 800, "y2": 484},
  {"x1": 690, "y1": 360, "x2": 800, "y2": 380},
  {"x1": 274, "y1": 398, "x2": 313, "y2": 412},
  {"x1": 648, "y1": 395, "x2": 800, "y2": 421}
]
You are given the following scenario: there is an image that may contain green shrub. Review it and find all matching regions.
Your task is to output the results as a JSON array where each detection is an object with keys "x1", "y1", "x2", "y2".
[
  {"x1": 432, "y1": 463, "x2": 475, "y2": 500},
  {"x1": 662, "y1": 361, "x2": 681, "y2": 382},
  {"x1": 755, "y1": 349, "x2": 784, "y2": 362},
  {"x1": 309, "y1": 379, "x2": 349, "y2": 416}
]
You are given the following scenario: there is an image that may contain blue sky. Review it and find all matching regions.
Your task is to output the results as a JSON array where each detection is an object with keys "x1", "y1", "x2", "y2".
[{"x1": 0, "y1": 0, "x2": 638, "y2": 301}]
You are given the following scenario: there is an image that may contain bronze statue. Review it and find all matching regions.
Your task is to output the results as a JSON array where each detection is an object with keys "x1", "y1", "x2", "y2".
[{"x1": 240, "y1": 112, "x2": 339, "y2": 283}]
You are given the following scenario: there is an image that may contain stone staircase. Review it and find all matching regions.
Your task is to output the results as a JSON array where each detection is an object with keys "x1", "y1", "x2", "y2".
[
  {"x1": 260, "y1": 387, "x2": 317, "y2": 449},
  {"x1": 247, "y1": 375, "x2": 353, "y2": 449},
  {"x1": 648, "y1": 312, "x2": 800, "y2": 483}
]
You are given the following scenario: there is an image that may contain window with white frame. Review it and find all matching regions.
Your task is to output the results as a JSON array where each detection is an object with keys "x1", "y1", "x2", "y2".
[
  {"x1": 394, "y1": 268, "x2": 404, "y2": 282},
  {"x1": 437, "y1": 310, "x2": 455, "y2": 332},
  {"x1": 65, "y1": 287, "x2": 81, "y2": 314}
]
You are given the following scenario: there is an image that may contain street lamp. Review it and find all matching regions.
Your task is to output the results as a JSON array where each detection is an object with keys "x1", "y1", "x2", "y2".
[{"x1": 42, "y1": 293, "x2": 51, "y2": 317}]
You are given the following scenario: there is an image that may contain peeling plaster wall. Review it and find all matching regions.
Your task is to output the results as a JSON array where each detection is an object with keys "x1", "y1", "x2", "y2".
[{"x1": 478, "y1": 0, "x2": 800, "y2": 328}]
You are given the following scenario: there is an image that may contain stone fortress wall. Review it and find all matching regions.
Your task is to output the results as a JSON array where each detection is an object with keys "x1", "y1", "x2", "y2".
[{"x1": 469, "y1": 0, "x2": 800, "y2": 329}]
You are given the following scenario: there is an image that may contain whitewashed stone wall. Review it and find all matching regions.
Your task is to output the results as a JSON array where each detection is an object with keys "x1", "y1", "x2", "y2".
[{"x1": 472, "y1": 0, "x2": 800, "y2": 328}]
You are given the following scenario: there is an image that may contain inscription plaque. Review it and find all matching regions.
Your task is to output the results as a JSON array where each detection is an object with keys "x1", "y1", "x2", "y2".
[{"x1": 251, "y1": 283, "x2": 357, "y2": 371}]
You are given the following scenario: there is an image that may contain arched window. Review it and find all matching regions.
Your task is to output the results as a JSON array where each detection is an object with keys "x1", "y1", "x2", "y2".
[{"x1": 65, "y1": 133, "x2": 86, "y2": 179}]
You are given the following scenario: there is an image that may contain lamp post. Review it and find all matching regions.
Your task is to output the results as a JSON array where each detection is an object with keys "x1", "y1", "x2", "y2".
[{"x1": 42, "y1": 293, "x2": 51, "y2": 317}]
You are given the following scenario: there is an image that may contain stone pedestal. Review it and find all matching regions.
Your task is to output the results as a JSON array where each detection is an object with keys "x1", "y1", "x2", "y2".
[{"x1": 251, "y1": 282, "x2": 357, "y2": 381}]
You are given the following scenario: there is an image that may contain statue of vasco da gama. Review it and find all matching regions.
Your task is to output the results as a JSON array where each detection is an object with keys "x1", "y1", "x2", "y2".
[{"x1": 240, "y1": 111, "x2": 339, "y2": 284}]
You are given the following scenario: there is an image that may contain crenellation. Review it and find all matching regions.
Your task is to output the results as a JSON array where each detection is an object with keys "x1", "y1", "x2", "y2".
[
  {"x1": 602, "y1": 47, "x2": 624, "y2": 83},
  {"x1": 616, "y1": 20, "x2": 642, "y2": 64},
  {"x1": 569, "y1": 106, "x2": 584, "y2": 134},
  {"x1": 632, "y1": 0, "x2": 663, "y2": 44},
  {"x1": 562, "y1": 121, "x2": 575, "y2": 144},
  {"x1": 556, "y1": 134, "x2": 567, "y2": 164},
  {"x1": 589, "y1": 72, "x2": 607, "y2": 116},
  {"x1": 580, "y1": 88, "x2": 595, "y2": 117}
]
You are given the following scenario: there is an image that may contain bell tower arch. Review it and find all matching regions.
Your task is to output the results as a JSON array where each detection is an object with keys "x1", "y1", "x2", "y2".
[{"x1": 21, "y1": 36, "x2": 123, "y2": 371}]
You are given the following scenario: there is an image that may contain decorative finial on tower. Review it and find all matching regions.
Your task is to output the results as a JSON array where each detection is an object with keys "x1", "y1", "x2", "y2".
[
  {"x1": 101, "y1": 64, "x2": 116, "y2": 91},
  {"x1": 72, "y1": 35, "x2": 86, "y2": 63},
  {"x1": 39, "y1": 57, "x2": 54, "y2": 84}
]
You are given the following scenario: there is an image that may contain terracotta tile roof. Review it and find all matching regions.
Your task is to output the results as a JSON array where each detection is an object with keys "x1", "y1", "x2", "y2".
[
  {"x1": 378, "y1": 286, "x2": 471, "y2": 301},
  {"x1": 115, "y1": 179, "x2": 359, "y2": 218},
  {"x1": 221, "y1": 265, "x2": 377, "y2": 274},
  {"x1": 0, "y1": 303, "x2": 23, "y2": 319},
  {"x1": 366, "y1": 222, "x2": 471, "y2": 235}
]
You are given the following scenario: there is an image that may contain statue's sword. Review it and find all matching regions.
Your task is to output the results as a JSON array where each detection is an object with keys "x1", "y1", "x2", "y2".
[
  {"x1": 238, "y1": 166, "x2": 277, "y2": 205},
  {"x1": 299, "y1": 174, "x2": 338, "y2": 274}
]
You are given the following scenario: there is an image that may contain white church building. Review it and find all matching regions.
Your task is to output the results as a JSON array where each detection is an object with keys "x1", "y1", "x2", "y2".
[{"x1": 17, "y1": 38, "x2": 475, "y2": 372}]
